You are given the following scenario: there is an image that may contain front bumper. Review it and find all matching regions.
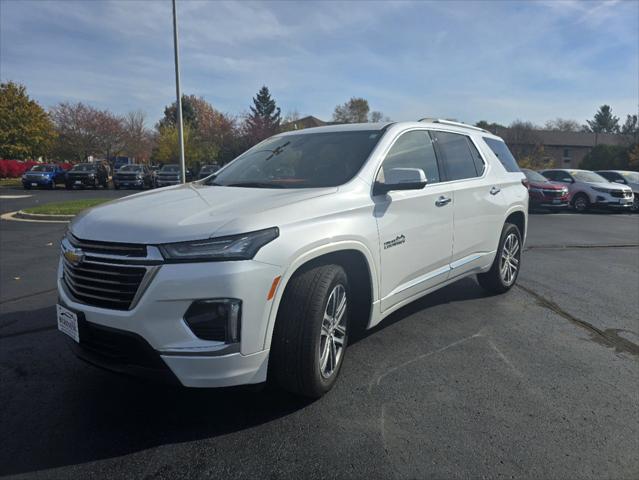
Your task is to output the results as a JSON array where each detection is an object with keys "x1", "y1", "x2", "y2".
[
  {"x1": 57, "y1": 258, "x2": 282, "y2": 387},
  {"x1": 114, "y1": 179, "x2": 144, "y2": 188},
  {"x1": 156, "y1": 178, "x2": 180, "y2": 187},
  {"x1": 594, "y1": 198, "x2": 633, "y2": 208},
  {"x1": 22, "y1": 177, "x2": 53, "y2": 187},
  {"x1": 66, "y1": 176, "x2": 96, "y2": 186}
]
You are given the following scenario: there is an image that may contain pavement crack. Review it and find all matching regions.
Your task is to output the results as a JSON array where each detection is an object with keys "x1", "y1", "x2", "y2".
[
  {"x1": 0, "y1": 288, "x2": 57, "y2": 305},
  {"x1": 516, "y1": 284, "x2": 639, "y2": 358}
]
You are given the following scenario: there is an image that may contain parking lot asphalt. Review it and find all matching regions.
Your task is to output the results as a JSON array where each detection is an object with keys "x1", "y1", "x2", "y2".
[{"x1": 1, "y1": 188, "x2": 638, "y2": 479}]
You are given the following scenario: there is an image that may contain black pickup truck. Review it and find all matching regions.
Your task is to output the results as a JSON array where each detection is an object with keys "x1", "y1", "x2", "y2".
[
  {"x1": 155, "y1": 164, "x2": 193, "y2": 187},
  {"x1": 65, "y1": 163, "x2": 109, "y2": 189}
]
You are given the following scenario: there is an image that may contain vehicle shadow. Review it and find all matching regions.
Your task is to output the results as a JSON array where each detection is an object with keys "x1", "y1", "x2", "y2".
[{"x1": 0, "y1": 278, "x2": 486, "y2": 475}]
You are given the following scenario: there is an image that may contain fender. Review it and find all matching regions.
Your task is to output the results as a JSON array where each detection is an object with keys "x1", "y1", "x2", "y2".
[{"x1": 261, "y1": 239, "x2": 380, "y2": 350}]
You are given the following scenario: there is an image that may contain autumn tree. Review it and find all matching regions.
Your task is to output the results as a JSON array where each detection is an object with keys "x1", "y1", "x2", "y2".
[
  {"x1": 501, "y1": 120, "x2": 551, "y2": 169},
  {"x1": 584, "y1": 105, "x2": 620, "y2": 133},
  {"x1": 333, "y1": 97, "x2": 369, "y2": 123},
  {"x1": 0, "y1": 81, "x2": 56, "y2": 159},
  {"x1": 122, "y1": 111, "x2": 153, "y2": 162},
  {"x1": 154, "y1": 95, "x2": 238, "y2": 166}
]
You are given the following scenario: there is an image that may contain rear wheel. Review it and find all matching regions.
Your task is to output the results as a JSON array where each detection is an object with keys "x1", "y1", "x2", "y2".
[
  {"x1": 477, "y1": 223, "x2": 522, "y2": 294},
  {"x1": 270, "y1": 264, "x2": 349, "y2": 398},
  {"x1": 573, "y1": 193, "x2": 589, "y2": 212}
]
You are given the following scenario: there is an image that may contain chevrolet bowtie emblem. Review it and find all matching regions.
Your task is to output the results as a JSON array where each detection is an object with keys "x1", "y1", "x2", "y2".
[{"x1": 64, "y1": 248, "x2": 84, "y2": 266}]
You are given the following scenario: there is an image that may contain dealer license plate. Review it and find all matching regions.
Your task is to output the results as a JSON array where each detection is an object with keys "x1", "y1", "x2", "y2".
[{"x1": 57, "y1": 304, "x2": 79, "y2": 343}]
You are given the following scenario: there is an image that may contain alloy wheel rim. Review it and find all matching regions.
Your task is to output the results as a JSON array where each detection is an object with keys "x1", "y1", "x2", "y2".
[
  {"x1": 499, "y1": 233, "x2": 520, "y2": 286},
  {"x1": 575, "y1": 198, "x2": 586, "y2": 210},
  {"x1": 319, "y1": 284, "x2": 347, "y2": 379}
]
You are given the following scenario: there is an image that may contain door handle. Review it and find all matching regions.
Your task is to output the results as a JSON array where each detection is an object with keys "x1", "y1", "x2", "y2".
[
  {"x1": 435, "y1": 195, "x2": 452, "y2": 207},
  {"x1": 490, "y1": 186, "x2": 501, "y2": 195}
]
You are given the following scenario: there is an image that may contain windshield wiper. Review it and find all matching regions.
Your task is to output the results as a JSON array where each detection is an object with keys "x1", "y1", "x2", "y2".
[{"x1": 225, "y1": 182, "x2": 285, "y2": 189}]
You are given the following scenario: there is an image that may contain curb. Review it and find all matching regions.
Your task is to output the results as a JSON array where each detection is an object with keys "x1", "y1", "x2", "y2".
[{"x1": 1, "y1": 210, "x2": 73, "y2": 223}]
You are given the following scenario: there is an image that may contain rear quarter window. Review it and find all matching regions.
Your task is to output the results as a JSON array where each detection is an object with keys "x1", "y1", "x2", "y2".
[{"x1": 483, "y1": 137, "x2": 521, "y2": 173}]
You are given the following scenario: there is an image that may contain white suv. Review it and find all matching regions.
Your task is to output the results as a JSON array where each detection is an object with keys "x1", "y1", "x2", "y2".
[
  {"x1": 57, "y1": 119, "x2": 528, "y2": 397},
  {"x1": 541, "y1": 169, "x2": 634, "y2": 212}
]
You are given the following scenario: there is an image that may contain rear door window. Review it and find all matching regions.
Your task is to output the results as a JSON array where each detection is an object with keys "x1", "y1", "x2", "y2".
[
  {"x1": 432, "y1": 131, "x2": 479, "y2": 181},
  {"x1": 483, "y1": 137, "x2": 521, "y2": 173}
]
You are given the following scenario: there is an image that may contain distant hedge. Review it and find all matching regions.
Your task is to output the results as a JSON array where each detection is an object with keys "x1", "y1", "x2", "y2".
[{"x1": 0, "y1": 159, "x2": 72, "y2": 178}]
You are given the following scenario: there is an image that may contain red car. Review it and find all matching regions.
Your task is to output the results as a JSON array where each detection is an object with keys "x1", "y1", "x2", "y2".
[{"x1": 522, "y1": 168, "x2": 569, "y2": 211}]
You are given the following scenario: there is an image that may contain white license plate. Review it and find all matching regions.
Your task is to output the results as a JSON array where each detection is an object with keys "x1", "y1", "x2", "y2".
[
  {"x1": 31, "y1": 183, "x2": 37, "y2": 187},
  {"x1": 57, "y1": 304, "x2": 79, "y2": 343},
  {"x1": 75, "y1": 180, "x2": 82, "y2": 185},
  {"x1": 552, "y1": 198, "x2": 560, "y2": 204}
]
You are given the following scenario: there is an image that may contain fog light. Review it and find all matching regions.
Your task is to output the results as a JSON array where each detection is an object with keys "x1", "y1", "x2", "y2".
[{"x1": 184, "y1": 299, "x2": 241, "y2": 343}]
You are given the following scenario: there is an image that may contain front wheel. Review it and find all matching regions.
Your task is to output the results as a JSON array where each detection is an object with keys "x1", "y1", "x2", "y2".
[
  {"x1": 270, "y1": 264, "x2": 349, "y2": 398},
  {"x1": 477, "y1": 223, "x2": 522, "y2": 294},
  {"x1": 573, "y1": 194, "x2": 589, "y2": 212}
]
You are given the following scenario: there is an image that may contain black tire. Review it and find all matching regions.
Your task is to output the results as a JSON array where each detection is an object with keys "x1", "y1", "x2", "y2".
[
  {"x1": 23, "y1": 184, "x2": 31, "y2": 190},
  {"x1": 572, "y1": 193, "x2": 589, "y2": 212},
  {"x1": 477, "y1": 223, "x2": 522, "y2": 295},
  {"x1": 114, "y1": 183, "x2": 120, "y2": 190},
  {"x1": 270, "y1": 264, "x2": 349, "y2": 398},
  {"x1": 65, "y1": 183, "x2": 72, "y2": 190}
]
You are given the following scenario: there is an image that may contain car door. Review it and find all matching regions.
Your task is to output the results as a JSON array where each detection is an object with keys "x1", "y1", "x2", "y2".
[
  {"x1": 432, "y1": 131, "x2": 506, "y2": 277},
  {"x1": 374, "y1": 129, "x2": 454, "y2": 312}
]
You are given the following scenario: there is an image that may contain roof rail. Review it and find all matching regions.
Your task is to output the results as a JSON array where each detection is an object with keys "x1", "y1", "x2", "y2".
[{"x1": 418, "y1": 118, "x2": 489, "y2": 133}]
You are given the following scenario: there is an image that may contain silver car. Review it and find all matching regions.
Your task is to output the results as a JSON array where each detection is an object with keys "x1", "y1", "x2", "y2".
[
  {"x1": 540, "y1": 169, "x2": 633, "y2": 212},
  {"x1": 596, "y1": 170, "x2": 639, "y2": 212}
]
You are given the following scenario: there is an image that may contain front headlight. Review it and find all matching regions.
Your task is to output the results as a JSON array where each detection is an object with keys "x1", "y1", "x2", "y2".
[
  {"x1": 159, "y1": 227, "x2": 279, "y2": 262},
  {"x1": 592, "y1": 187, "x2": 611, "y2": 193}
]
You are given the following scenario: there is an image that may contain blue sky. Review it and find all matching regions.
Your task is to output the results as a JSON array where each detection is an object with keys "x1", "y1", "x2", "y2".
[{"x1": 1, "y1": 0, "x2": 637, "y2": 126}]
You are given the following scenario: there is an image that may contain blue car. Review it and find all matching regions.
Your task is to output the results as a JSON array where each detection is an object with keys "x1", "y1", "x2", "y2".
[{"x1": 22, "y1": 164, "x2": 67, "y2": 189}]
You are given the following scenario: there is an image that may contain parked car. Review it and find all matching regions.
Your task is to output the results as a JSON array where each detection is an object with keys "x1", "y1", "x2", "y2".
[
  {"x1": 521, "y1": 168, "x2": 569, "y2": 211},
  {"x1": 65, "y1": 163, "x2": 109, "y2": 189},
  {"x1": 596, "y1": 170, "x2": 639, "y2": 212},
  {"x1": 113, "y1": 164, "x2": 154, "y2": 190},
  {"x1": 57, "y1": 120, "x2": 528, "y2": 398},
  {"x1": 198, "y1": 164, "x2": 220, "y2": 179},
  {"x1": 540, "y1": 169, "x2": 633, "y2": 212},
  {"x1": 112, "y1": 157, "x2": 133, "y2": 173},
  {"x1": 21, "y1": 164, "x2": 67, "y2": 189},
  {"x1": 155, "y1": 164, "x2": 193, "y2": 187}
]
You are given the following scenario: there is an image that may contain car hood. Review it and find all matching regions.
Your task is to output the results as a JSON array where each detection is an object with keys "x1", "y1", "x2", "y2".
[
  {"x1": 70, "y1": 183, "x2": 337, "y2": 244},
  {"x1": 586, "y1": 181, "x2": 631, "y2": 191},
  {"x1": 529, "y1": 181, "x2": 565, "y2": 189}
]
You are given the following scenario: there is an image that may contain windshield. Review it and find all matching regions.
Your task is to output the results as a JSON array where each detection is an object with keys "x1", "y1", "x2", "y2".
[
  {"x1": 620, "y1": 171, "x2": 639, "y2": 183},
  {"x1": 522, "y1": 169, "x2": 548, "y2": 183},
  {"x1": 571, "y1": 171, "x2": 607, "y2": 183},
  {"x1": 71, "y1": 164, "x2": 95, "y2": 172},
  {"x1": 30, "y1": 165, "x2": 55, "y2": 172},
  {"x1": 160, "y1": 165, "x2": 180, "y2": 172},
  {"x1": 119, "y1": 165, "x2": 142, "y2": 172},
  {"x1": 207, "y1": 130, "x2": 383, "y2": 188}
]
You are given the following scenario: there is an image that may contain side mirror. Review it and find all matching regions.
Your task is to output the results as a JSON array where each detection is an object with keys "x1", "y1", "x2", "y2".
[{"x1": 373, "y1": 167, "x2": 427, "y2": 196}]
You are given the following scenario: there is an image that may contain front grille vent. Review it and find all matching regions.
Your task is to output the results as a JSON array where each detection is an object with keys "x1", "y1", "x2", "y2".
[{"x1": 69, "y1": 235, "x2": 147, "y2": 258}]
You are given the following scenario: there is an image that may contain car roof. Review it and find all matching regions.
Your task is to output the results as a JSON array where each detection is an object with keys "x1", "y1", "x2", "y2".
[{"x1": 277, "y1": 120, "x2": 501, "y2": 139}]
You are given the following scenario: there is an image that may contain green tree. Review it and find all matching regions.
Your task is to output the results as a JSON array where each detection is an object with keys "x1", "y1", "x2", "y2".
[
  {"x1": 244, "y1": 86, "x2": 281, "y2": 143},
  {"x1": 621, "y1": 114, "x2": 638, "y2": 135},
  {"x1": 584, "y1": 105, "x2": 620, "y2": 133},
  {"x1": 157, "y1": 95, "x2": 199, "y2": 130},
  {"x1": 333, "y1": 97, "x2": 370, "y2": 123},
  {"x1": 580, "y1": 144, "x2": 630, "y2": 170},
  {"x1": 474, "y1": 120, "x2": 505, "y2": 135},
  {"x1": 544, "y1": 118, "x2": 581, "y2": 132},
  {"x1": 0, "y1": 81, "x2": 56, "y2": 159}
]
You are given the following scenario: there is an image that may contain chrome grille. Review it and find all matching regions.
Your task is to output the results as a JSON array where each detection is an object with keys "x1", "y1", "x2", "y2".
[
  {"x1": 62, "y1": 259, "x2": 146, "y2": 310},
  {"x1": 61, "y1": 236, "x2": 161, "y2": 311},
  {"x1": 69, "y1": 235, "x2": 147, "y2": 257}
]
